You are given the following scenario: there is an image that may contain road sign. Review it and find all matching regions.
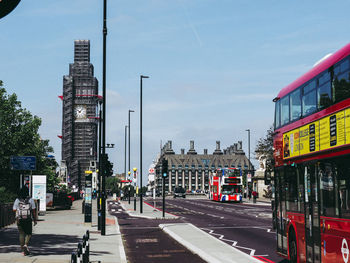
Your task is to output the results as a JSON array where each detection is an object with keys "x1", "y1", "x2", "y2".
[{"x1": 10, "y1": 156, "x2": 36, "y2": 170}]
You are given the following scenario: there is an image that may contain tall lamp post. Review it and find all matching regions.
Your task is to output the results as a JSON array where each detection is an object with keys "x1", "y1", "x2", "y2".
[
  {"x1": 128, "y1": 110, "x2": 134, "y2": 204},
  {"x1": 246, "y1": 129, "x2": 251, "y2": 198},
  {"x1": 124, "y1": 125, "x2": 127, "y2": 179},
  {"x1": 133, "y1": 167, "x2": 137, "y2": 211},
  {"x1": 140, "y1": 75, "x2": 149, "y2": 213},
  {"x1": 97, "y1": 100, "x2": 102, "y2": 231},
  {"x1": 101, "y1": 0, "x2": 108, "y2": 236}
]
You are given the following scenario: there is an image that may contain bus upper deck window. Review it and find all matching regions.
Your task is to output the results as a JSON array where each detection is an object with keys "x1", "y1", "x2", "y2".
[
  {"x1": 302, "y1": 80, "x2": 317, "y2": 116},
  {"x1": 290, "y1": 88, "x2": 301, "y2": 121},
  {"x1": 281, "y1": 96, "x2": 290, "y2": 126},
  {"x1": 275, "y1": 100, "x2": 281, "y2": 129}
]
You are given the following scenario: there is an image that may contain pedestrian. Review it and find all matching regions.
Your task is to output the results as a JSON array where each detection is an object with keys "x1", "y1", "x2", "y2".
[
  {"x1": 248, "y1": 189, "x2": 252, "y2": 201},
  {"x1": 13, "y1": 187, "x2": 37, "y2": 256},
  {"x1": 252, "y1": 190, "x2": 258, "y2": 203}
]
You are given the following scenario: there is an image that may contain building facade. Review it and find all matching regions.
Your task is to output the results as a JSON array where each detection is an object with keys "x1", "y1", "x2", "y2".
[
  {"x1": 154, "y1": 140, "x2": 254, "y2": 193},
  {"x1": 61, "y1": 40, "x2": 99, "y2": 189}
]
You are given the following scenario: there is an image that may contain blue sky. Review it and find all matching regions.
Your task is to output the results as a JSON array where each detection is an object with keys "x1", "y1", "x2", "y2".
[{"x1": 1, "y1": 0, "x2": 350, "y2": 181}]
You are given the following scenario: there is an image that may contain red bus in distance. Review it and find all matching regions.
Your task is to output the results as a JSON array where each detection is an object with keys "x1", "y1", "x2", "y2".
[{"x1": 209, "y1": 168, "x2": 242, "y2": 202}]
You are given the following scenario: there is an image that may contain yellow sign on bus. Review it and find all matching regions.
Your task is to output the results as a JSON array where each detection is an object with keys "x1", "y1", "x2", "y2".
[{"x1": 283, "y1": 108, "x2": 349, "y2": 159}]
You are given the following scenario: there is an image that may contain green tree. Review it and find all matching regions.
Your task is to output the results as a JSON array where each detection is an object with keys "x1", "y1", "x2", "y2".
[
  {"x1": 106, "y1": 177, "x2": 120, "y2": 194},
  {"x1": 0, "y1": 81, "x2": 58, "y2": 202},
  {"x1": 255, "y1": 125, "x2": 274, "y2": 163}
]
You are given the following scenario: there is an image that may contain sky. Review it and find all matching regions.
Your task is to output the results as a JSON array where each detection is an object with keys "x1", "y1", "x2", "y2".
[{"x1": 1, "y1": 0, "x2": 350, "y2": 182}]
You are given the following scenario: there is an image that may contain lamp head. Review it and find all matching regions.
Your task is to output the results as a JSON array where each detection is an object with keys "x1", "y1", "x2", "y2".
[
  {"x1": 141, "y1": 75, "x2": 149, "y2": 79},
  {"x1": 128, "y1": 171, "x2": 131, "y2": 175},
  {"x1": 133, "y1": 167, "x2": 137, "y2": 172}
]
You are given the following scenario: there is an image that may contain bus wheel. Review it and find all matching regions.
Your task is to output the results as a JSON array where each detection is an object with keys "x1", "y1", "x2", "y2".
[{"x1": 289, "y1": 229, "x2": 297, "y2": 263}]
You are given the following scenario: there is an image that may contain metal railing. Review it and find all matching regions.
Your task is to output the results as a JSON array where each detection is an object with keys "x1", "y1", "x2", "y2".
[{"x1": 0, "y1": 203, "x2": 16, "y2": 228}]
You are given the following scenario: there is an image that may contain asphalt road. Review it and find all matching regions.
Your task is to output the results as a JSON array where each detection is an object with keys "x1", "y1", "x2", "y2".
[
  {"x1": 145, "y1": 197, "x2": 287, "y2": 263},
  {"x1": 108, "y1": 201, "x2": 206, "y2": 263}
]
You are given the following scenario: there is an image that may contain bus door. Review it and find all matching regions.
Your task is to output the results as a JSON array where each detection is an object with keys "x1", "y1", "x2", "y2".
[
  {"x1": 304, "y1": 165, "x2": 321, "y2": 263},
  {"x1": 275, "y1": 168, "x2": 288, "y2": 255}
]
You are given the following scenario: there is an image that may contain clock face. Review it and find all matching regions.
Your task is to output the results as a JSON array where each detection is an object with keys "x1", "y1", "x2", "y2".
[{"x1": 74, "y1": 105, "x2": 87, "y2": 119}]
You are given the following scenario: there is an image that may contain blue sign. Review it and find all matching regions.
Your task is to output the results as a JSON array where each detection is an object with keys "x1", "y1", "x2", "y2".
[{"x1": 10, "y1": 156, "x2": 36, "y2": 170}]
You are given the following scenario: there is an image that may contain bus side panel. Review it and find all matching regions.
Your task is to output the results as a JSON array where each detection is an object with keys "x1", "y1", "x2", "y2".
[
  {"x1": 287, "y1": 212, "x2": 306, "y2": 262},
  {"x1": 321, "y1": 217, "x2": 350, "y2": 262}
]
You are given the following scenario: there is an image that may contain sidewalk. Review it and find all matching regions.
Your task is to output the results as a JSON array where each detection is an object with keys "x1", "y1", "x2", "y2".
[
  {"x1": 120, "y1": 198, "x2": 179, "y2": 219},
  {"x1": 0, "y1": 199, "x2": 126, "y2": 263}
]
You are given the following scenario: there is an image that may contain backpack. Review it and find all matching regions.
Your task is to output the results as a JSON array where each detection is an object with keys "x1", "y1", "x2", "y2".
[{"x1": 18, "y1": 198, "x2": 32, "y2": 220}]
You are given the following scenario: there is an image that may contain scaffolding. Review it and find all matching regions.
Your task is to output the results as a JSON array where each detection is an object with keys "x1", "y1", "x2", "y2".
[{"x1": 61, "y1": 40, "x2": 99, "y2": 190}]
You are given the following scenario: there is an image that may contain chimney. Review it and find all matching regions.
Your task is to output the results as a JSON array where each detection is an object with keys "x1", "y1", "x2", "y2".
[
  {"x1": 187, "y1": 140, "x2": 197, "y2": 155},
  {"x1": 181, "y1": 148, "x2": 185, "y2": 155},
  {"x1": 238, "y1": 141, "x2": 242, "y2": 150},
  {"x1": 213, "y1": 140, "x2": 223, "y2": 155},
  {"x1": 165, "y1": 140, "x2": 175, "y2": 154},
  {"x1": 204, "y1": 149, "x2": 208, "y2": 155}
]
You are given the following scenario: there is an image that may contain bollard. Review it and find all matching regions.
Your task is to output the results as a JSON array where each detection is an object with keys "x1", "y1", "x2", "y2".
[
  {"x1": 82, "y1": 235, "x2": 87, "y2": 263},
  {"x1": 85, "y1": 230, "x2": 90, "y2": 263},
  {"x1": 82, "y1": 200, "x2": 85, "y2": 214},
  {"x1": 77, "y1": 242, "x2": 83, "y2": 263},
  {"x1": 71, "y1": 252, "x2": 77, "y2": 263}
]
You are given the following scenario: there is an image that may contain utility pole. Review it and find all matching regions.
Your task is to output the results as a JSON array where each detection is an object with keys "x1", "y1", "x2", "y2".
[{"x1": 101, "y1": 0, "x2": 107, "y2": 236}]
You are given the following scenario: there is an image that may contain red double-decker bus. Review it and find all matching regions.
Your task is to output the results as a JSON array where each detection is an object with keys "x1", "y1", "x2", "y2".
[
  {"x1": 273, "y1": 43, "x2": 350, "y2": 262},
  {"x1": 209, "y1": 168, "x2": 242, "y2": 202}
]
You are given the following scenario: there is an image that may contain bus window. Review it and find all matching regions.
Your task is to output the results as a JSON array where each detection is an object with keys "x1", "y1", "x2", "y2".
[
  {"x1": 302, "y1": 81, "x2": 317, "y2": 117},
  {"x1": 336, "y1": 160, "x2": 350, "y2": 219},
  {"x1": 285, "y1": 167, "x2": 299, "y2": 212},
  {"x1": 333, "y1": 71, "x2": 350, "y2": 103},
  {"x1": 281, "y1": 95, "x2": 290, "y2": 126},
  {"x1": 275, "y1": 100, "x2": 281, "y2": 129},
  {"x1": 290, "y1": 88, "x2": 301, "y2": 121},
  {"x1": 317, "y1": 81, "x2": 332, "y2": 109},
  {"x1": 319, "y1": 163, "x2": 337, "y2": 217}
]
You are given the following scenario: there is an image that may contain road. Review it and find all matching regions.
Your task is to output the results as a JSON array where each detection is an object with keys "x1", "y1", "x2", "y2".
[
  {"x1": 144, "y1": 196, "x2": 287, "y2": 263},
  {"x1": 108, "y1": 201, "x2": 206, "y2": 263}
]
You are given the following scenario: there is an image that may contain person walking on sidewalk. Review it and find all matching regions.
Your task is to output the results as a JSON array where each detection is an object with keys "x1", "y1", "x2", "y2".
[{"x1": 13, "y1": 187, "x2": 37, "y2": 256}]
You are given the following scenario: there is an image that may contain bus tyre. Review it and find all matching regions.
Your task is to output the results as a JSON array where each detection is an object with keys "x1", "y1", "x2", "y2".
[{"x1": 289, "y1": 229, "x2": 297, "y2": 263}]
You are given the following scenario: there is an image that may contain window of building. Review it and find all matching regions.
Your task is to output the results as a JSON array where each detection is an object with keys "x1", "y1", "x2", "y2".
[{"x1": 290, "y1": 88, "x2": 301, "y2": 121}]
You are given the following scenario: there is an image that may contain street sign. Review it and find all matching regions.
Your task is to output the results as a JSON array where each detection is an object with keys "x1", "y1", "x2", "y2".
[{"x1": 10, "y1": 156, "x2": 36, "y2": 170}]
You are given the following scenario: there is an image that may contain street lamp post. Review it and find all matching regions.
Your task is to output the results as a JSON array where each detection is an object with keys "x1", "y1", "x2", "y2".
[
  {"x1": 246, "y1": 129, "x2": 251, "y2": 199},
  {"x1": 127, "y1": 171, "x2": 131, "y2": 204},
  {"x1": 124, "y1": 125, "x2": 127, "y2": 179},
  {"x1": 140, "y1": 75, "x2": 149, "y2": 214},
  {"x1": 133, "y1": 167, "x2": 137, "y2": 211},
  {"x1": 97, "y1": 100, "x2": 102, "y2": 231},
  {"x1": 101, "y1": 0, "x2": 107, "y2": 236},
  {"x1": 128, "y1": 110, "x2": 134, "y2": 204}
]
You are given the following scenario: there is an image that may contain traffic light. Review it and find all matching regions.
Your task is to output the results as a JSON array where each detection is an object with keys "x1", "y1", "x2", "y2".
[{"x1": 162, "y1": 158, "x2": 168, "y2": 177}]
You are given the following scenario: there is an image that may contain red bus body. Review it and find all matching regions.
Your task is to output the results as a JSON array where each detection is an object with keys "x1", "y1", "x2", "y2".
[
  {"x1": 209, "y1": 168, "x2": 242, "y2": 202},
  {"x1": 273, "y1": 43, "x2": 350, "y2": 262}
]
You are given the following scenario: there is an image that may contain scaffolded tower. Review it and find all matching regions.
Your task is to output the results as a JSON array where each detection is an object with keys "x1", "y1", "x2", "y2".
[{"x1": 60, "y1": 40, "x2": 99, "y2": 190}]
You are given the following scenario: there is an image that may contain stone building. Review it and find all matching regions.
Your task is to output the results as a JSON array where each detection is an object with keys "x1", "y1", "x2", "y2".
[
  {"x1": 154, "y1": 140, "x2": 254, "y2": 193},
  {"x1": 60, "y1": 40, "x2": 99, "y2": 190}
]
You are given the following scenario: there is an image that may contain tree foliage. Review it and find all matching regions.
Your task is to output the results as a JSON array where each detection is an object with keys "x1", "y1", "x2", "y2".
[
  {"x1": 255, "y1": 125, "x2": 274, "y2": 170},
  {"x1": 106, "y1": 176, "x2": 120, "y2": 194},
  {"x1": 0, "y1": 82, "x2": 58, "y2": 202}
]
